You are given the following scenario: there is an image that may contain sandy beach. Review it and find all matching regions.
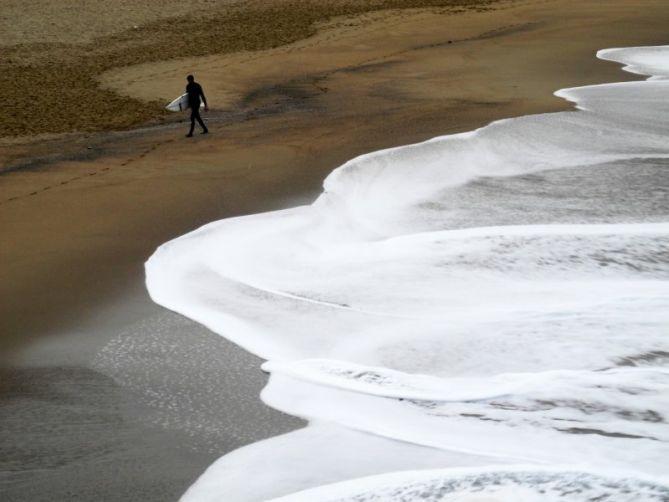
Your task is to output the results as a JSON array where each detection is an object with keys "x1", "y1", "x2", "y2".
[{"x1": 2, "y1": 0, "x2": 669, "y2": 500}]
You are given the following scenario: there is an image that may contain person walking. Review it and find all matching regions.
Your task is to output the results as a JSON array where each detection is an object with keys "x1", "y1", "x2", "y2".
[{"x1": 185, "y1": 74, "x2": 208, "y2": 137}]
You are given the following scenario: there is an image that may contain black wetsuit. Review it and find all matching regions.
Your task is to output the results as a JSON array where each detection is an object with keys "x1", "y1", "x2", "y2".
[{"x1": 186, "y1": 81, "x2": 208, "y2": 135}]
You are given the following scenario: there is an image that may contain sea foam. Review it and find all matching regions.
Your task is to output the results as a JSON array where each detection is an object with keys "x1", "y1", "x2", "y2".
[{"x1": 146, "y1": 46, "x2": 669, "y2": 501}]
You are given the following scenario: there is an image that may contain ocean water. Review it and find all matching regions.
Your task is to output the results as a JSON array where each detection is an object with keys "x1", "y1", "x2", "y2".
[{"x1": 146, "y1": 45, "x2": 669, "y2": 501}]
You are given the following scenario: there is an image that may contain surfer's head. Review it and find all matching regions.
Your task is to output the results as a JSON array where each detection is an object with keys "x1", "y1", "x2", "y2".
[{"x1": 186, "y1": 74, "x2": 194, "y2": 82}]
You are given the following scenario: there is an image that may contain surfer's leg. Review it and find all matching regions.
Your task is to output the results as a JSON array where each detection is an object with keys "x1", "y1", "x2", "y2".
[
  {"x1": 194, "y1": 110, "x2": 208, "y2": 133},
  {"x1": 187, "y1": 111, "x2": 196, "y2": 137}
]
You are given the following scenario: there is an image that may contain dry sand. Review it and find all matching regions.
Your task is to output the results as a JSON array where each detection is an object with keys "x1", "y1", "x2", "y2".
[
  {"x1": 0, "y1": 0, "x2": 499, "y2": 138},
  {"x1": 0, "y1": 0, "x2": 243, "y2": 46},
  {"x1": 2, "y1": 0, "x2": 669, "y2": 500}
]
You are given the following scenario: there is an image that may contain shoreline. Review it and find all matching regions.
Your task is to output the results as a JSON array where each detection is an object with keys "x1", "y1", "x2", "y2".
[
  {"x1": 3, "y1": 1, "x2": 669, "y2": 500},
  {"x1": 5, "y1": 0, "x2": 669, "y2": 351}
]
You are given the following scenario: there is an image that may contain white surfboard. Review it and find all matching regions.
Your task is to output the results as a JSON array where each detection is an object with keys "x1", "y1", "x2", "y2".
[{"x1": 165, "y1": 93, "x2": 205, "y2": 112}]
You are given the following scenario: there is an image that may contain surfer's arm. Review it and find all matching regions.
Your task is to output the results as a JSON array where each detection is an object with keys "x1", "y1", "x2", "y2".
[{"x1": 200, "y1": 87, "x2": 208, "y2": 110}]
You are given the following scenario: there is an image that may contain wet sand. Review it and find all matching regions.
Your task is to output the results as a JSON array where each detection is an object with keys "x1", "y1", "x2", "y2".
[{"x1": 3, "y1": 0, "x2": 669, "y2": 500}]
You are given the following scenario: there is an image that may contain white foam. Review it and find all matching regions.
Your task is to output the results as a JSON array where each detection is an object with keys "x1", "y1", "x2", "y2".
[
  {"x1": 145, "y1": 45, "x2": 669, "y2": 501},
  {"x1": 180, "y1": 424, "x2": 514, "y2": 502},
  {"x1": 599, "y1": 45, "x2": 669, "y2": 80},
  {"x1": 267, "y1": 466, "x2": 669, "y2": 502},
  {"x1": 261, "y1": 363, "x2": 669, "y2": 474}
]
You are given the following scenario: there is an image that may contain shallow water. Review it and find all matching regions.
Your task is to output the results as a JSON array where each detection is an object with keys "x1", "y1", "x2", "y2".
[{"x1": 146, "y1": 45, "x2": 669, "y2": 501}]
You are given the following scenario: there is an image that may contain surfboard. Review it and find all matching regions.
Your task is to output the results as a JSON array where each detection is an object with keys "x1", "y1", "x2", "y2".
[{"x1": 165, "y1": 93, "x2": 205, "y2": 112}]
